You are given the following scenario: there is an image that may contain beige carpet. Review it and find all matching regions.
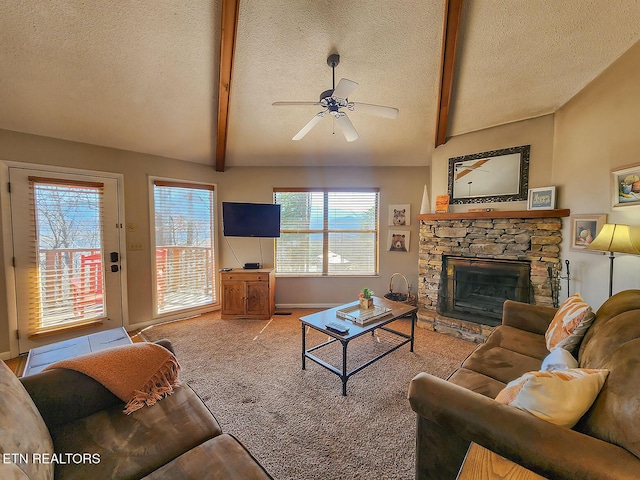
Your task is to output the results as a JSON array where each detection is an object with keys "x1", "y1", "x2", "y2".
[{"x1": 141, "y1": 309, "x2": 476, "y2": 480}]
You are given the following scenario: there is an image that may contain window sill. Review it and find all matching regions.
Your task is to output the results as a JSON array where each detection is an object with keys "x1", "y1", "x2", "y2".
[
  {"x1": 275, "y1": 273, "x2": 380, "y2": 279},
  {"x1": 28, "y1": 319, "x2": 104, "y2": 340}
]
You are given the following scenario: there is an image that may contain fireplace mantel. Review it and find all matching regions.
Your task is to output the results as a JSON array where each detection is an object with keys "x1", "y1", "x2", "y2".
[{"x1": 418, "y1": 209, "x2": 570, "y2": 221}]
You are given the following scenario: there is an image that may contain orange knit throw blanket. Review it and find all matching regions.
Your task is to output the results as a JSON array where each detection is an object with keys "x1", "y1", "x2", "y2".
[{"x1": 45, "y1": 342, "x2": 181, "y2": 414}]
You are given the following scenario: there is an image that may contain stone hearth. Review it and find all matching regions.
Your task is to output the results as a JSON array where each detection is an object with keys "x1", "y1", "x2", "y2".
[{"x1": 418, "y1": 210, "x2": 568, "y2": 343}]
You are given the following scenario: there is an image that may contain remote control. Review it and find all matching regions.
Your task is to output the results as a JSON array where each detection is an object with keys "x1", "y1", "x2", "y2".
[{"x1": 325, "y1": 321, "x2": 349, "y2": 334}]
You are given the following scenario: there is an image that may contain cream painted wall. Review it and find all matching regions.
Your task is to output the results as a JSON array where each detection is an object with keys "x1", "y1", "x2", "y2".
[
  {"x1": 430, "y1": 115, "x2": 555, "y2": 213},
  {"x1": 553, "y1": 41, "x2": 640, "y2": 308},
  {"x1": 0, "y1": 129, "x2": 428, "y2": 355}
]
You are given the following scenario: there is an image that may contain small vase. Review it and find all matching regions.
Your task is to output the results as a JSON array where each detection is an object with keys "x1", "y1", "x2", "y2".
[{"x1": 359, "y1": 297, "x2": 373, "y2": 309}]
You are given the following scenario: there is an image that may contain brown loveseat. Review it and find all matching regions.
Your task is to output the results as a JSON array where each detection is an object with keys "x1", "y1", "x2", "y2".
[
  {"x1": 1, "y1": 340, "x2": 272, "y2": 480},
  {"x1": 408, "y1": 289, "x2": 640, "y2": 480}
]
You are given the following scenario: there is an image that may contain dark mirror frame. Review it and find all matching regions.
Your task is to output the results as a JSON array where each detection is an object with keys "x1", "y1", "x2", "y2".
[{"x1": 447, "y1": 145, "x2": 530, "y2": 204}]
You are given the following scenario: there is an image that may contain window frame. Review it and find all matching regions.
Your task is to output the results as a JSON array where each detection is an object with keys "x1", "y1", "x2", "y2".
[
  {"x1": 273, "y1": 187, "x2": 380, "y2": 277},
  {"x1": 149, "y1": 177, "x2": 219, "y2": 319}
]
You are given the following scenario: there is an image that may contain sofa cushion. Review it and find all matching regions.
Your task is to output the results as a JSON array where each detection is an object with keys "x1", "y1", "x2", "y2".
[
  {"x1": 485, "y1": 325, "x2": 549, "y2": 360},
  {"x1": 495, "y1": 368, "x2": 609, "y2": 428},
  {"x1": 447, "y1": 368, "x2": 505, "y2": 399},
  {"x1": 0, "y1": 361, "x2": 54, "y2": 480},
  {"x1": 578, "y1": 289, "x2": 640, "y2": 362},
  {"x1": 50, "y1": 384, "x2": 222, "y2": 480},
  {"x1": 576, "y1": 325, "x2": 640, "y2": 459},
  {"x1": 545, "y1": 294, "x2": 595, "y2": 352},
  {"x1": 142, "y1": 434, "x2": 272, "y2": 480},
  {"x1": 462, "y1": 344, "x2": 542, "y2": 385},
  {"x1": 541, "y1": 348, "x2": 578, "y2": 371}
]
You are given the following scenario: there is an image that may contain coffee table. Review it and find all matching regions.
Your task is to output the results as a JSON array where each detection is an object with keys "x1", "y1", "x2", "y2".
[{"x1": 299, "y1": 296, "x2": 417, "y2": 395}]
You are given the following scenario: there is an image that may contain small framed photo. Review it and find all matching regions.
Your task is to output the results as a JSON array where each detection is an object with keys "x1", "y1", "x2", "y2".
[
  {"x1": 527, "y1": 186, "x2": 556, "y2": 210},
  {"x1": 570, "y1": 214, "x2": 607, "y2": 252},
  {"x1": 389, "y1": 204, "x2": 410, "y2": 226},
  {"x1": 388, "y1": 230, "x2": 410, "y2": 252},
  {"x1": 611, "y1": 164, "x2": 640, "y2": 208}
]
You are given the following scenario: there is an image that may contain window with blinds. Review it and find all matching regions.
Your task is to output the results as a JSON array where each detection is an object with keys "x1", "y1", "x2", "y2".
[
  {"x1": 153, "y1": 181, "x2": 217, "y2": 314},
  {"x1": 274, "y1": 188, "x2": 379, "y2": 275},
  {"x1": 28, "y1": 177, "x2": 105, "y2": 336}
]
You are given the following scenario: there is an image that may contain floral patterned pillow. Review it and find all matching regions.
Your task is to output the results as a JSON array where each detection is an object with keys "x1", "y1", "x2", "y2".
[{"x1": 545, "y1": 293, "x2": 596, "y2": 352}]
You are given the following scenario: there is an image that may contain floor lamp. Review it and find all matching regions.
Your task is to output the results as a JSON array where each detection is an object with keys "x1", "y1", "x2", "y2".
[{"x1": 586, "y1": 224, "x2": 640, "y2": 297}]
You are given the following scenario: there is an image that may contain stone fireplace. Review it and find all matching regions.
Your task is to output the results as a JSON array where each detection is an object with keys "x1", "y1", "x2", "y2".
[{"x1": 418, "y1": 210, "x2": 569, "y2": 342}]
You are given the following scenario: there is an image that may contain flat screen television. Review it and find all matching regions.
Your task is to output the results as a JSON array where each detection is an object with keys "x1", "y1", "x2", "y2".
[{"x1": 222, "y1": 202, "x2": 281, "y2": 238}]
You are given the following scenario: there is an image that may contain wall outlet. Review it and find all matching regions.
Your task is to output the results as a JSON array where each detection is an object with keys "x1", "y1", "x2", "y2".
[{"x1": 129, "y1": 242, "x2": 144, "y2": 251}]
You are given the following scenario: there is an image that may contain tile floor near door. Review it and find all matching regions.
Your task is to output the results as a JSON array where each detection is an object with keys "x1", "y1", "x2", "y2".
[{"x1": 4, "y1": 328, "x2": 143, "y2": 377}]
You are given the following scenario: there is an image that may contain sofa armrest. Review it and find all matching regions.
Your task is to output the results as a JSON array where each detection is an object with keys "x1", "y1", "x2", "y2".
[
  {"x1": 502, "y1": 300, "x2": 556, "y2": 335},
  {"x1": 20, "y1": 339, "x2": 176, "y2": 430},
  {"x1": 408, "y1": 373, "x2": 640, "y2": 480}
]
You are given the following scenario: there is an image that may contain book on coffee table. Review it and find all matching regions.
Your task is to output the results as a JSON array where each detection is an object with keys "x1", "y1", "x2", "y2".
[{"x1": 336, "y1": 305, "x2": 392, "y2": 325}]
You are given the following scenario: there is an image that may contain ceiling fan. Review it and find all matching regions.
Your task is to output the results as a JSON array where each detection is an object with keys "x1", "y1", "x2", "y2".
[{"x1": 272, "y1": 54, "x2": 399, "y2": 142}]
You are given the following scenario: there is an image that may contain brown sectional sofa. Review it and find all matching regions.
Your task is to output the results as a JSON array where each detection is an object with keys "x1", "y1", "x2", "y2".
[
  {"x1": 1, "y1": 340, "x2": 272, "y2": 480},
  {"x1": 409, "y1": 289, "x2": 640, "y2": 480}
]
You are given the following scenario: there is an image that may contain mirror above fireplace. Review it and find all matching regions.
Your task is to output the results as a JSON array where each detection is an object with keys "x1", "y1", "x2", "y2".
[{"x1": 447, "y1": 145, "x2": 530, "y2": 205}]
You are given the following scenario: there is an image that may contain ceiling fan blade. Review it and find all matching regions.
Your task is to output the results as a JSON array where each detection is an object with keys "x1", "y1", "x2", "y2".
[
  {"x1": 332, "y1": 78, "x2": 359, "y2": 100},
  {"x1": 351, "y1": 102, "x2": 399, "y2": 120},
  {"x1": 292, "y1": 112, "x2": 326, "y2": 141},
  {"x1": 335, "y1": 114, "x2": 358, "y2": 142},
  {"x1": 273, "y1": 101, "x2": 321, "y2": 106}
]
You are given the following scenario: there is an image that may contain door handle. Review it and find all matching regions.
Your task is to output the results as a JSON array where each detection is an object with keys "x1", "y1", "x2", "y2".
[{"x1": 111, "y1": 265, "x2": 119, "y2": 273}]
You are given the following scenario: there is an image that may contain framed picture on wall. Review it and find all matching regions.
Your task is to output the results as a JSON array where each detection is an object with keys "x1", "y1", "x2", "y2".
[
  {"x1": 570, "y1": 214, "x2": 607, "y2": 252},
  {"x1": 389, "y1": 204, "x2": 410, "y2": 226},
  {"x1": 388, "y1": 230, "x2": 410, "y2": 252},
  {"x1": 527, "y1": 186, "x2": 556, "y2": 210},
  {"x1": 611, "y1": 164, "x2": 640, "y2": 208}
]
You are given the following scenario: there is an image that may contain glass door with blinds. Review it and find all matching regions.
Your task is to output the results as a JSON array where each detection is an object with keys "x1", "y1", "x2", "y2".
[
  {"x1": 9, "y1": 167, "x2": 124, "y2": 354},
  {"x1": 152, "y1": 180, "x2": 217, "y2": 316}
]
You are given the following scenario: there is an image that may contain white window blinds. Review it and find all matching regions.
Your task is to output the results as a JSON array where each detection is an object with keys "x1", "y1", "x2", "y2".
[
  {"x1": 274, "y1": 188, "x2": 379, "y2": 275},
  {"x1": 153, "y1": 181, "x2": 217, "y2": 314},
  {"x1": 27, "y1": 177, "x2": 105, "y2": 337}
]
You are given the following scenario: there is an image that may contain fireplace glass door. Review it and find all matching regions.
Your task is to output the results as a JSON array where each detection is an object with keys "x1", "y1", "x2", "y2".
[{"x1": 438, "y1": 257, "x2": 531, "y2": 326}]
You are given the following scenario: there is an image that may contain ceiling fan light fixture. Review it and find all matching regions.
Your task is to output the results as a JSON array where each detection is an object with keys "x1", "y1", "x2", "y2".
[{"x1": 273, "y1": 53, "x2": 399, "y2": 142}]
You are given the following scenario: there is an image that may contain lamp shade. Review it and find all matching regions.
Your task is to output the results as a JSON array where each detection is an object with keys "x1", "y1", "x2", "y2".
[{"x1": 586, "y1": 223, "x2": 640, "y2": 254}]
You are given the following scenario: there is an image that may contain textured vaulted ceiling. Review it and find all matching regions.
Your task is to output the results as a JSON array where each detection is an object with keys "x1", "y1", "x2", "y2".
[{"x1": 1, "y1": 1, "x2": 639, "y2": 168}]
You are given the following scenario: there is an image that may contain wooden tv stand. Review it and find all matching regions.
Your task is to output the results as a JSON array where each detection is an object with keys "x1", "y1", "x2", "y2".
[{"x1": 220, "y1": 269, "x2": 275, "y2": 320}]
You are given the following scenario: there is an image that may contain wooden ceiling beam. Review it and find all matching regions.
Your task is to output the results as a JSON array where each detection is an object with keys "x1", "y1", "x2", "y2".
[
  {"x1": 435, "y1": 0, "x2": 463, "y2": 148},
  {"x1": 215, "y1": 0, "x2": 240, "y2": 172}
]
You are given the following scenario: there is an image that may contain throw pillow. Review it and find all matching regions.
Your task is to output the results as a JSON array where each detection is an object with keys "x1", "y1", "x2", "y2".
[
  {"x1": 545, "y1": 293, "x2": 596, "y2": 352},
  {"x1": 495, "y1": 368, "x2": 608, "y2": 428},
  {"x1": 541, "y1": 348, "x2": 579, "y2": 371}
]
